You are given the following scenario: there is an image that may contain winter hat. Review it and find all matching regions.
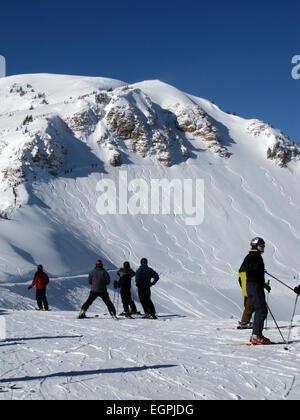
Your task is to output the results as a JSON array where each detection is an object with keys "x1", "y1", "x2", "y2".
[
  {"x1": 140, "y1": 258, "x2": 148, "y2": 265},
  {"x1": 37, "y1": 264, "x2": 43, "y2": 271},
  {"x1": 123, "y1": 261, "x2": 130, "y2": 269},
  {"x1": 96, "y1": 260, "x2": 103, "y2": 266}
]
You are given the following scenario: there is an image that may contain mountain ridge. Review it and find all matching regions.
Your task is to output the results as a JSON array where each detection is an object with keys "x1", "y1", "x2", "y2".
[
  {"x1": 0, "y1": 74, "x2": 299, "y2": 202},
  {"x1": 0, "y1": 74, "x2": 299, "y2": 323}
]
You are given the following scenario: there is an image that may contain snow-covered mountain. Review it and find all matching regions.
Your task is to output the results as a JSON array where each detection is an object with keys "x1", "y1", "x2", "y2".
[
  {"x1": 0, "y1": 74, "x2": 300, "y2": 400},
  {"x1": 0, "y1": 73, "x2": 299, "y2": 284}
]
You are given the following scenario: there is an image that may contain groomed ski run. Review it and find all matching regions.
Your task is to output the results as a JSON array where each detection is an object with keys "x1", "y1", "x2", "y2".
[{"x1": 0, "y1": 307, "x2": 300, "y2": 400}]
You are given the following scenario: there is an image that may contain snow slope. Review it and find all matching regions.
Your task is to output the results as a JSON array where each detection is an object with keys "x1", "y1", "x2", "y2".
[
  {"x1": 0, "y1": 74, "x2": 300, "y2": 400},
  {"x1": 1, "y1": 310, "x2": 300, "y2": 400}
]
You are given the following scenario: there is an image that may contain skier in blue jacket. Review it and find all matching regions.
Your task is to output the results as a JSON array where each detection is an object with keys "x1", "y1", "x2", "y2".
[{"x1": 135, "y1": 258, "x2": 159, "y2": 319}]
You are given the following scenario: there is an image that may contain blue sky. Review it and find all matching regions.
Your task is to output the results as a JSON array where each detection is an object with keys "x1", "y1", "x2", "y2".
[{"x1": 1, "y1": 0, "x2": 299, "y2": 144}]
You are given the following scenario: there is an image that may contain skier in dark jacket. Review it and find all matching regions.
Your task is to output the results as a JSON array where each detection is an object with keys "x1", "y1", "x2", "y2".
[
  {"x1": 79, "y1": 260, "x2": 116, "y2": 319},
  {"x1": 115, "y1": 262, "x2": 138, "y2": 315},
  {"x1": 135, "y1": 258, "x2": 159, "y2": 319},
  {"x1": 240, "y1": 238, "x2": 271, "y2": 345},
  {"x1": 28, "y1": 264, "x2": 50, "y2": 311}
]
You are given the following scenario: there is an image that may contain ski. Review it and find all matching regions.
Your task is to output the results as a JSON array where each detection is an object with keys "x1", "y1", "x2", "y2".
[
  {"x1": 231, "y1": 341, "x2": 287, "y2": 347},
  {"x1": 118, "y1": 312, "x2": 142, "y2": 318},
  {"x1": 130, "y1": 314, "x2": 161, "y2": 320},
  {"x1": 237, "y1": 325, "x2": 253, "y2": 330},
  {"x1": 264, "y1": 325, "x2": 296, "y2": 330},
  {"x1": 77, "y1": 314, "x2": 119, "y2": 320},
  {"x1": 217, "y1": 327, "x2": 248, "y2": 331},
  {"x1": 106, "y1": 312, "x2": 167, "y2": 320},
  {"x1": 217, "y1": 323, "x2": 252, "y2": 331},
  {"x1": 217, "y1": 325, "x2": 296, "y2": 331},
  {"x1": 118, "y1": 312, "x2": 134, "y2": 319}
]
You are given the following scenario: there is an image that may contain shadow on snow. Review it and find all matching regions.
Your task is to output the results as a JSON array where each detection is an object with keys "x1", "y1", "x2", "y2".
[{"x1": 0, "y1": 364, "x2": 177, "y2": 384}]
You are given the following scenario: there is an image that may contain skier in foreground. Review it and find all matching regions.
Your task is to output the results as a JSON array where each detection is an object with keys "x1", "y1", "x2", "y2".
[
  {"x1": 28, "y1": 265, "x2": 50, "y2": 311},
  {"x1": 135, "y1": 258, "x2": 159, "y2": 319},
  {"x1": 239, "y1": 238, "x2": 271, "y2": 345},
  {"x1": 78, "y1": 260, "x2": 117, "y2": 319},
  {"x1": 115, "y1": 261, "x2": 138, "y2": 316}
]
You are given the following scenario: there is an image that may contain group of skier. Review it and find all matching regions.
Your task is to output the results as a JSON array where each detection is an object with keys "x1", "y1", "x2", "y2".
[
  {"x1": 79, "y1": 258, "x2": 159, "y2": 319},
  {"x1": 27, "y1": 237, "x2": 300, "y2": 343},
  {"x1": 28, "y1": 258, "x2": 160, "y2": 320}
]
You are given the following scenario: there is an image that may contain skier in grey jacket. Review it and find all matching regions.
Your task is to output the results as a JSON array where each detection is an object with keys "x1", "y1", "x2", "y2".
[{"x1": 78, "y1": 260, "x2": 116, "y2": 318}]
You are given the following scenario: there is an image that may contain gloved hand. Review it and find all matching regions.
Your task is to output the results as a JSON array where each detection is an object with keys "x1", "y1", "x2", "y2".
[
  {"x1": 28, "y1": 286, "x2": 32, "y2": 290},
  {"x1": 294, "y1": 286, "x2": 300, "y2": 295},
  {"x1": 113, "y1": 280, "x2": 118, "y2": 289},
  {"x1": 264, "y1": 283, "x2": 271, "y2": 293}
]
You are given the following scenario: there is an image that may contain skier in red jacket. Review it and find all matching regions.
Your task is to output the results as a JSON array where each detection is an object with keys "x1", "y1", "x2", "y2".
[{"x1": 28, "y1": 265, "x2": 50, "y2": 311}]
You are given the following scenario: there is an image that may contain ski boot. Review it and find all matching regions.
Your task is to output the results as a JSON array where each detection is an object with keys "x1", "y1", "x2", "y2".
[
  {"x1": 237, "y1": 321, "x2": 253, "y2": 330},
  {"x1": 250, "y1": 335, "x2": 271, "y2": 345},
  {"x1": 78, "y1": 309, "x2": 87, "y2": 319}
]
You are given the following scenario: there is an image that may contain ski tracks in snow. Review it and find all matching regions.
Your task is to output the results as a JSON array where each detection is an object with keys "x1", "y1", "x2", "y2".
[
  {"x1": 1, "y1": 311, "x2": 300, "y2": 400},
  {"x1": 226, "y1": 165, "x2": 300, "y2": 241}
]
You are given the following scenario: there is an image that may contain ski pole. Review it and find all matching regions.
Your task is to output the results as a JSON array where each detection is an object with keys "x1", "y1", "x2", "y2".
[
  {"x1": 265, "y1": 303, "x2": 288, "y2": 347},
  {"x1": 116, "y1": 288, "x2": 120, "y2": 314},
  {"x1": 113, "y1": 287, "x2": 117, "y2": 306},
  {"x1": 265, "y1": 271, "x2": 294, "y2": 292},
  {"x1": 287, "y1": 294, "x2": 298, "y2": 346},
  {"x1": 265, "y1": 280, "x2": 270, "y2": 329}
]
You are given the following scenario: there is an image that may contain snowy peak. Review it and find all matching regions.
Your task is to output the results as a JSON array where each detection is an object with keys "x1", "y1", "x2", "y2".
[
  {"x1": 247, "y1": 120, "x2": 299, "y2": 167},
  {"x1": 0, "y1": 73, "x2": 127, "y2": 111},
  {"x1": 0, "y1": 73, "x2": 299, "y2": 208},
  {"x1": 98, "y1": 86, "x2": 189, "y2": 166},
  {"x1": 63, "y1": 83, "x2": 227, "y2": 167}
]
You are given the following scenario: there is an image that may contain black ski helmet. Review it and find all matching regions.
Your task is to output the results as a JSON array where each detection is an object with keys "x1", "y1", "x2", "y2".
[
  {"x1": 250, "y1": 237, "x2": 265, "y2": 249},
  {"x1": 123, "y1": 261, "x2": 130, "y2": 269}
]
